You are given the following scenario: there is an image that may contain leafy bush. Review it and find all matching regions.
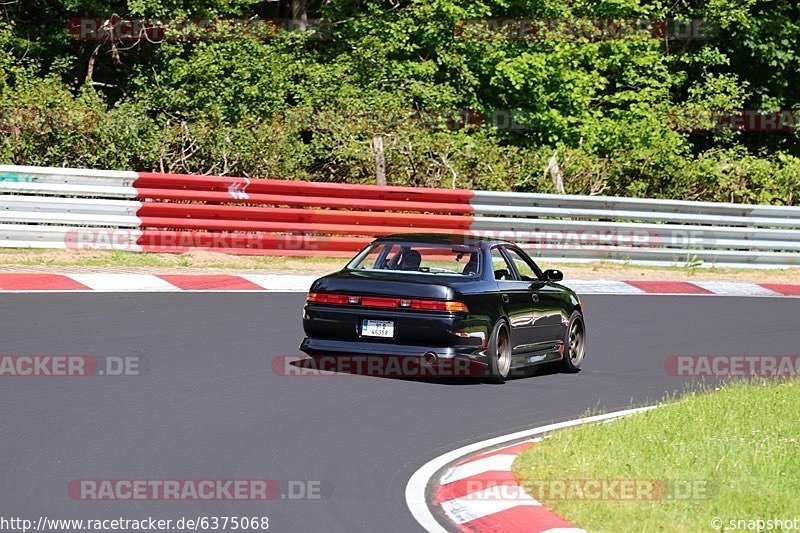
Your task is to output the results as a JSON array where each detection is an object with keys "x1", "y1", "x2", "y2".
[{"x1": 0, "y1": 0, "x2": 798, "y2": 204}]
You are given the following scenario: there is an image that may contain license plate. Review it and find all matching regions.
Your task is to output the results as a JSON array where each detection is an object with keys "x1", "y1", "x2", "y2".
[{"x1": 361, "y1": 320, "x2": 394, "y2": 338}]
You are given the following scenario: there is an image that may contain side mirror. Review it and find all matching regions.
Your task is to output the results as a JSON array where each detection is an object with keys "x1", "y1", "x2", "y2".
[{"x1": 543, "y1": 269, "x2": 563, "y2": 282}]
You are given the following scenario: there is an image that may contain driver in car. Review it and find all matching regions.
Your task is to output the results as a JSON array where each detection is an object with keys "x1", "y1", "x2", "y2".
[{"x1": 399, "y1": 249, "x2": 422, "y2": 271}]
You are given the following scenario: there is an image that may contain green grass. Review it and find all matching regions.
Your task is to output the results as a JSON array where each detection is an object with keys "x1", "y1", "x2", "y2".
[{"x1": 513, "y1": 380, "x2": 800, "y2": 532}]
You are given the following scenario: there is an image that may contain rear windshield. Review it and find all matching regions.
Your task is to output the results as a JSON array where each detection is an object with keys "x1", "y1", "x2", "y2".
[{"x1": 346, "y1": 242, "x2": 481, "y2": 277}]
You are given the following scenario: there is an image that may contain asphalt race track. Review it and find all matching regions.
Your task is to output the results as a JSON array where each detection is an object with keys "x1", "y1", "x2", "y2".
[{"x1": 1, "y1": 294, "x2": 798, "y2": 532}]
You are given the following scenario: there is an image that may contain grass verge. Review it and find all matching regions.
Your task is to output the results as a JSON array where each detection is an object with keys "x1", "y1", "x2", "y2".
[
  {"x1": 0, "y1": 249, "x2": 348, "y2": 274},
  {"x1": 513, "y1": 380, "x2": 800, "y2": 532}
]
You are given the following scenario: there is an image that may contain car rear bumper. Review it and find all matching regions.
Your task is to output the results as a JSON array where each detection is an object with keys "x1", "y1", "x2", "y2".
[
  {"x1": 302, "y1": 303, "x2": 489, "y2": 350},
  {"x1": 300, "y1": 337, "x2": 485, "y2": 360},
  {"x1": 299, "y1": 337, "x2": 488, "y2": 378}
]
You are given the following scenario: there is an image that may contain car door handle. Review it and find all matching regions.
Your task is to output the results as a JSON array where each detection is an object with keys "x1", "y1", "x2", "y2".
[
  {"x1": 502, "y1": 294, "x2": 510, "y2": 303},
  {"x1": 531, "y1": 294, "x2": 539, "y2": 303}
]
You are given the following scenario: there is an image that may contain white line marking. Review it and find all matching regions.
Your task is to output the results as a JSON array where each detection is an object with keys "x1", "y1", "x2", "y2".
[{"x1": 405, "y1": 405, "x2": 657, "y2": 533}]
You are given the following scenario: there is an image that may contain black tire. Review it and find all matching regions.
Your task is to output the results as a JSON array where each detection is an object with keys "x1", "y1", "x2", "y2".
[
  {"x1": 558, "y1": 311, "x2": 586, "y2": 373},
  {"x1": 485, "y1": 319, "x2": 511, "y2": 383}
]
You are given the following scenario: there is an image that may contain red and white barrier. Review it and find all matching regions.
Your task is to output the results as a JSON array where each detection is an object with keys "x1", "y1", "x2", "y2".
[
  {"x1": 2, "y1": 165, "x2": 800, "y2": 266},
  {"x1": 132, "y1": 171, "x2": 475, "y2": 255}
]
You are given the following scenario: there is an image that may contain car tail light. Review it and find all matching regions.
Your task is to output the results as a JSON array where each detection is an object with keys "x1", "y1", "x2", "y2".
[
  {"x1": 306, "y1": 292, "x2": 350, "y2": 305},
  {"x1": 306, "y1": 292, "x2": 468, "y2": 312},
  {"x1": 361, "y1": 296, "x2": 399, "y2": 308},
  {"x1": 410, "y1": 299, "x2": 469, "y2": 312}
]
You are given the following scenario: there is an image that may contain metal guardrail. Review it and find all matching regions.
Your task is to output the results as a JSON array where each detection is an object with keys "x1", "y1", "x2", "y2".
[
  {"x1": 1, "y1": 164, "x2": 799, "y2": 267},
  {"x1": 472, "y1": 190, "x2": 800, "y2": 218}
]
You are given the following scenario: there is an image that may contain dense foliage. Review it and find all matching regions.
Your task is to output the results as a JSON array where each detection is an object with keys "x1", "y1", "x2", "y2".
[{"x1": 1, "y1": 0, "x2": 799, "y2": 203}]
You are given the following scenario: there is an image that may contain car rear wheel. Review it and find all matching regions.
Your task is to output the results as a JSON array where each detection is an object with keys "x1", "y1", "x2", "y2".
[
  {"x1": 486, "y1": 320, "x2": 511, "y2": 383},
  {"x1": 559, "y1": 311, "x2": 585, "y2": 373}
]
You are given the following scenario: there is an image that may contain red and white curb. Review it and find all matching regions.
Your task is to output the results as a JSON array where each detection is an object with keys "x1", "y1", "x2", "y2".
[
  {"x1": 0, "y1": 273, "x2": 317, "y2": 292},
  {"x1": 436, "y1": 439, "x2": 581, "y2": 532},
  {"x1": 405, "y1": 406, "x2": 657, "y2": 533},
  {"x1": 0, "y1": 273, "x2": 799, "y2": 295}
]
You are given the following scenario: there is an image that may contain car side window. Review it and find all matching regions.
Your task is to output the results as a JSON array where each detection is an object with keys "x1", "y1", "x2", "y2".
[
  {"x1": 490, "y1": 247, "x2": 515, "y2": 281},
  {"x1": 504, "y1": 247, "x2": 542, "y2": 281}
]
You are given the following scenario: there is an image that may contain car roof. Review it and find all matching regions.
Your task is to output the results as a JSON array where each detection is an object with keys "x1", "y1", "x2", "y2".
[{"x1": 374, "y1": 233, "x2": 513, "y2": 247}]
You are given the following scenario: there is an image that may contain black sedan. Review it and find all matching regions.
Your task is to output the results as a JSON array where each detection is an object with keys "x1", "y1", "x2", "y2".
[{"x1": 299, "y1": 233, "x2": 585, "y2": 382}]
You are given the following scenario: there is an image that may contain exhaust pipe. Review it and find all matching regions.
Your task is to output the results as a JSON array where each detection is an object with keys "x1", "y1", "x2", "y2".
[{"x1": 422, "y1": 352, "x2": 438, "y2": 366}]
